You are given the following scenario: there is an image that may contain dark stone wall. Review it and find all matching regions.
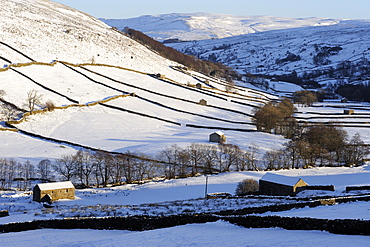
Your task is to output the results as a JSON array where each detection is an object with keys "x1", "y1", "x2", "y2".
[{"x1": 1, "y1": 214, "x2": 370, "y2": 236}]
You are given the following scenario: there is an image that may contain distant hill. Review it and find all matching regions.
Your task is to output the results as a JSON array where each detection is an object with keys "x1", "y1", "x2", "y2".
[
  {"x1": 167, "y1": 19, "x2": 370, "y2": 96},
  {"x1": 102, "y1": 13, "x2": 370, "y2": 100},
  {"x1": 100, "y1": 13, "x2": 340, "y2": 42}
]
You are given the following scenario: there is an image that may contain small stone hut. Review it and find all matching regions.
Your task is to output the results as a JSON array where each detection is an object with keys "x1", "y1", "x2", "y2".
[
  {"x1": 259, "y1": 173, "x2": 308, "y2": 196},
  {"x1": 196, "y1": 83, "x2": 202, "y2": 89},
  {"x1": 209, "y1": 131, "x2": 226, "y2": 143},
  {"x1": 344, "y1": 109, "x2": 354, "y2": 115},
  {"x1": 199, "y1": 99, "x2": 207, "y2": 106},
  {"x1": 33, "y1": 181, "x2": 75, "y2": 202}
]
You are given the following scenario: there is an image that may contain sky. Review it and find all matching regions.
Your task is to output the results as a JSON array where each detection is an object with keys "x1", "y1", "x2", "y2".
[{"x1": 53, "y1": 0, "x2": 370, "y2": 20}]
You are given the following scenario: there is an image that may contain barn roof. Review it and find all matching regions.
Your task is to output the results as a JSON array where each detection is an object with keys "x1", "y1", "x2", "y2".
[
  {"x1": 211, "y1": 131, "x2": 224, "y2": 136},
  {"x1": 36, "y1": 181, "x2": 74, "y2": 191},
  {"x1": 260, "y1": 173, "x2": 307, "y2": 187}
]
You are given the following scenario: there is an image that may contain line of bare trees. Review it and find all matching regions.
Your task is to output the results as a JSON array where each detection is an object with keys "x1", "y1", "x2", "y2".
[
  {"x1": 0, "y1": 158, "x2": 35, "y2": 190},
  {"x1": 51, "y1": 143, "x2": 261, "y2": 187},
  {"x1": 0, "y1": 128, "x2": 368, "y2": 190}
]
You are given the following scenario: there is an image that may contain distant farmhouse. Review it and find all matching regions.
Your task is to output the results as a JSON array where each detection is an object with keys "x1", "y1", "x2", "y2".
[
  {"x1": 259, "y1": 173, "x2": 308, "y2": 196},
  {"x1": 33, "y1": 181, "x2": 75, "y2": 203},
  {"x1": 209, "y1": 131, "x2": 226, "y2": 143}
]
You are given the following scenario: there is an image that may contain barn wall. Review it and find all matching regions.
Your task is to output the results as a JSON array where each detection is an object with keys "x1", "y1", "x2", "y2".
[
  {"x1": 209, "y1": 134, "x2": 221, "y2": 143},
  {"x1": 33, "y1": 187, "x2": 41, "y2": 202},
  {"x1": 38, "y1": 188, "x2": 75, "y2": 202},
  {"x1": 259, "y1": 180, "x2": 294, "y2": 196}
]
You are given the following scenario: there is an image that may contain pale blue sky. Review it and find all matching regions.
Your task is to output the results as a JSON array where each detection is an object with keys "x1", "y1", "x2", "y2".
[{"x1": 53, "y1": 0, "x2": 370, "y2": 20}]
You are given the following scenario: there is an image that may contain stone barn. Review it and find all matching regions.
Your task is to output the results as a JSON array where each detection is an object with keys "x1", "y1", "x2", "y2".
[
  {"x1": 259, "y1": 173, "x2": 308, "y2": 196},
  {"x1": 199, "y1": 99, "x2": 207, "y2": 106},
  {"x1": 344, "y1": 109, "x2": 354, "y2": 115},
  {"x1": 33, "y1": 181, "x2": 75, "y2": 202},
  {"x1": 209, "y1": 131, "x2": 226, "y2": 143}
]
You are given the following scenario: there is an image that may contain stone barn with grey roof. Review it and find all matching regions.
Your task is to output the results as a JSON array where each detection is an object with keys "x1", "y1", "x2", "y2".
[
  {"x1": 209, "y1": 131, "x2": 226, "y2": 143},
  {"x1": 33, "y1": 181, "x2": 75, "y2": 202},
  {"x1": 259, "y1": 173, "x2": 308, "y2": 196}
]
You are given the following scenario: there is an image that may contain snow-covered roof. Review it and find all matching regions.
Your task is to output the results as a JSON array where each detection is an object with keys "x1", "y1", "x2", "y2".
[
  {"x1": 260, "y1": 173, "x2": 306, "y2": 186},
  {"x1": 212, "y1": 131, "x2": 225, "y2": 136},
  {"x1": 36, "y1": 181, "x2": 74, "y2": 191}
]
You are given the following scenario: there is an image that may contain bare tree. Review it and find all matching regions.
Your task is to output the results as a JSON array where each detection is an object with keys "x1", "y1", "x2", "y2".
[
  {"x1": 188, "y1": 143, "x2": 205, "y2": 176},
  {"x1": 122, "y1": 152, "x2": 136, "y2": 184},
  {"x1": 202, "y1": 144, "x2": 217, "y2": 174},
  {"x1": 157, "y1": 145, "x2": 179, "y2": 179},
  {"x1": 134, "y1": 153, "x2": 157, "y2": 181},
  {"x1": 246, "y1": 144, "x2": 260, "y2": 171},
  {"x1": 1, "y1": 105, "x2": 18, "y2": 121},
  {"x1": 53, "y1": 154, "x2": 77, "y2": 181},
  {"x1": 283, "y1": 140, "x2": 300, "y2": 169},
  {"x1": 218, "y1": 144, "x2": 242, "y2": 172},
  {"x1": 92, "y1": 152, "x2": 112, "y2": 187},
  {"x1": 341, "y1": 133, "x2": 370, "y2": 166},
  {"x1": 26, "y1": 89, "x2": 42, "y2": 113},
  {"x1": 235, "y1": 150, "x2": 251, "y2": 171},
  {"x1": 5, "y1": 158, "x2": 17, "y2": 190},
  {"x1": 21, "y1": 160, "x2": 34, "y2": 190},
  {"x1": 75, "y1": 150, "x2": 94, "y2": 187},
  {"x1": 37, "y1": 159, "x2": 52, "y2": 181}
]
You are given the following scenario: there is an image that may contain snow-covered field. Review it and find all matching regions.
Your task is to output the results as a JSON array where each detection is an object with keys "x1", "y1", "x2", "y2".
[
  {"x1": 3, "y1": 221, "x2": 370, "y2": 247},
  {"x1": 2, "y1": 165, "x2": 370, "y2": 224},
  {"x1": 2, "y1": 166, "x2": 370, "y2": 246},
  {"x1": 1, "y1": 1, "x2": 370, "y2": 245}
]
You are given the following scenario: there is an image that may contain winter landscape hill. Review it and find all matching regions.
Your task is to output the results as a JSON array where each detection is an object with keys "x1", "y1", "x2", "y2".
[
  {"x1": 101, "y1": 13, "x2": 340, "y2": 42},
  {"x1": 2, "y1": 0, "x2": 308, "y2": 165},
  {"x1": 105, "y1": 13, "x2": 370, "y2": 96},
  {"x1": 1, "y1": 1, "x2": 370, "y2": 245}
]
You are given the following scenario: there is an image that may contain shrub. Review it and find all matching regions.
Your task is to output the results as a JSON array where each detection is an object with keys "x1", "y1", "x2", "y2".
[
  {"x1": 235, "y1": 179, "x2": 259, "y2": 196},
  {"x1": 45, "y1": 100, "x2": 55, "y2": 111},
  {"x1": 292, "y1": 90, "x2": 317, "y2": 106}
]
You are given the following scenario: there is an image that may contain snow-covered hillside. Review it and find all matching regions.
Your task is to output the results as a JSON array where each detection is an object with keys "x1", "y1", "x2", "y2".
[
  {"x1": 0, "y1": 0, "x2": 286, "y2": 163},
  {"x1": 0, "y1": 0, "x2": 180, "y2": 76},
  {"x1": 2, "y1": 2, "x2": 370, "y2": 242},
  {"x1": 1, "y1": 1, "x2": 370, "y2": 163},
  {"x1": 103, "y1": 13, "x2": 370, "y2": 89},
  {"x1": 168, "y1": 19, "x2": 370, "y2": 86},
  {"x1": 101, "y1": 13, "x2": 340, "y2": 42}
]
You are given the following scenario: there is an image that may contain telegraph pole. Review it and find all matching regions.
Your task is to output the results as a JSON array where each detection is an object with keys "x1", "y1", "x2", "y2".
[{"x1": 204, "y1": 175, "x2": 208, "y2": 199}]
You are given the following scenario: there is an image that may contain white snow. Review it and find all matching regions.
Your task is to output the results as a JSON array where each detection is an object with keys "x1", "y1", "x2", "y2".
[
  {"x1": 2, "y1": 221, "x2": 370, "y2": 247},
  {"x1": 101, "y1": 13, "x2": 340, "y2": 42},
  {"x1": 260, "y1": 173, "x2": 304, "y2": 186},
  {"x1": 1, "y1": 1, "x2": 370, "y2": 245},
  {"x1": 36, "y1": 181, "x2": 74, "y2": 191}
]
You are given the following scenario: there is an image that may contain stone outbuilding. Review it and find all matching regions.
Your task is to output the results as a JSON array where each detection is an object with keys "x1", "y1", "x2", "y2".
[
  {"x1": 209, "y1": 131, "x2": 226, "y2": 143},
  {"x1": 33, "y1": 181, "x2": 75, "y2": 202},
  {"x1": 344, "y1": 109, "x2": 354, "y2": 115},
  {"x1": 199, "y1": 99, "x2": 207, "y2": 106},
  {"x1": 259, "y1": 173, "x2": 308, "y2": 196}
]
